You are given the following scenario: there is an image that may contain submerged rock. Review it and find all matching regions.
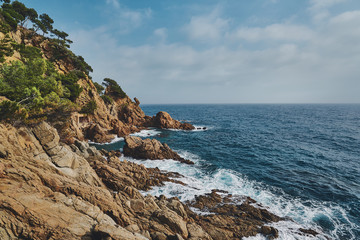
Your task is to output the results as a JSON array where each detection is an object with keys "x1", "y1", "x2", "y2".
[{"x1": 123, "y1": 136, "x2": 194, "y2": 164}]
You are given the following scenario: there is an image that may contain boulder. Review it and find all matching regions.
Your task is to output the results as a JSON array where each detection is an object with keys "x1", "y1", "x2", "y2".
[
  {"x1": 85, "y1": 124, "x2": 115, "y2": 143},
  {"x1": 152, "y1": 209, "x2": 188, "y2": 238},
  {"x1": 151, "y1": 111, "x2": 195, "y2": 130},
  {"x1": 187, "y1": 223, "x2": 213, "y2": 240},
  {"x1": 260, "y1": 226, "x2": 279, "y2": 239},
  {"x1": 123, "y1": 136, "x2": 194, "y2": 164}
]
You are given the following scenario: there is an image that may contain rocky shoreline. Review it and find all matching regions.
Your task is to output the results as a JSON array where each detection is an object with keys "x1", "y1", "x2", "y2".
[
  {"x1": 0, "y1": 11, "x2": 320, "y2": 240},
  {"x1": 0, "y1": 121, "x2": 292, "y2": 240}
]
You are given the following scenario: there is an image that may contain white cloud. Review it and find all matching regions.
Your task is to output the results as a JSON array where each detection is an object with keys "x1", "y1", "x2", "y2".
[
  {"x1": 106, "y1": 0, "x2": 120, "y2": 9},
  {"x1": 309, "y1": 0, "x2": 347, "y2": 11},
  {"x1": 103, "y1": 1, "x2": 152, "y2": 33},
  {"x1": 184, "y1": 9, "x2": 229, "y2": 42},
  {"x1": 308, "y1": 0, "x2": 347, "y2": 22},
  {"x1": 232, "y1": 24, "x2": 315, "y2": 42},
  {"x1": 68, "y1": 3, "x2": 360, "y2": 103},
  {"x1": 153, "y1": 28, "x2": 167, "y2": 43}
]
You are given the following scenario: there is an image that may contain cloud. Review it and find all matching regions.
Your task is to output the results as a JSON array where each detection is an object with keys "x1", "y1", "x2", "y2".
[
  {"x1": 309, "y1": 0, "x2": 347, "y2": 11},
  {"x1": 103, "y1": 1, "x2": 152, "y2": 33},
  {"x1": 106, "y1": 0, "x2": 120, "y2": 9},
  {"x1": 232, "y1": 24, "x2": 315, "y2": 42},
  {"x1": 68, "y1": 2, "x2": 360, "y2": 103},
  {"x1": 153, "y1": 28, "x2": 167, "y2": 43},
  {"x1": 308, "y1": 0, "x2": 347, "y2": 22},
  {"x1": 184, "y1": 9, "x2": 229, "y2": 42}
]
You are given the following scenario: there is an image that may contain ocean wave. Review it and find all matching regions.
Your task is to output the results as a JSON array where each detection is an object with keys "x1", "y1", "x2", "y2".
[
  {"x1": 166, "y1": 125, "x2": 213, "y2": 132},
  {"x1": 88, "y1": 136, "x2": 124, "y2": 145},
  {"x1": 192, "y1": 125, "x2": 213, "y2": 131},
  {"x1": 89, "y1": 129, "x2": 161, "y2": 145},
  {"x1": 130, "y1": 128, "x2": 161, "y2": 137},
  {"x1": 123, "y1": 150, "x2": 357, "y2": 240}
]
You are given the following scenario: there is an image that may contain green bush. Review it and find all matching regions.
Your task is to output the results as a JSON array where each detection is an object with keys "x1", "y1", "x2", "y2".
[
  {"x1": 58, "y1": 71, "x2": 83, "y2": 101},
  {"x1": 0, "y1": 100, "x2": 19, "y2": 121},
  {"x1": 80, "y1": 100, "x2": 97, "y2": 115},
  {"x1": 0, "y1": 58, "x2": 80, "y2": 121},
  {"x1": 102, "y1": 78, "x2": 127, "y2": 99},
  {"x1": 101, "y1": 95, "x2": 113, "y2": 105},
  {"x1": 94, "y1": 82, "x2": 104, "y2": 94}
]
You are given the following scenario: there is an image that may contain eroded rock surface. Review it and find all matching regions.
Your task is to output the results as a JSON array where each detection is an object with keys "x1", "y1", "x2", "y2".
[
  {"x1": 123, "y1": 136, "x2": 194, "y2": 164},
  {"x1": 149, "y1": 111, "x2": 195, "y2": 130},
  {"x1": 0, "y1": 122, "x2": 289, "y2": 240},
  {"x1": 187, "y1": 190, "x2": 282, "y2": 239}
]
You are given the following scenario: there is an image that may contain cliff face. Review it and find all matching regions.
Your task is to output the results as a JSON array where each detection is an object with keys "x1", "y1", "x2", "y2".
[
  {"x1": 0, "y1": 27, "x2": 193, "y2": 144},
  {"x1": 0, "y1": 122, "x2": 281, "y2": 240}
]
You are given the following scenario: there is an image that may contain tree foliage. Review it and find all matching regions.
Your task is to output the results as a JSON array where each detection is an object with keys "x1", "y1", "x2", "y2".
[
  {"x1": 0, "y1": 58, "x2": 83, "y2": 121},
  {"x1": 102, "y1": 78, "x2": 127, "y2": 99},
  {"x1": 0, "y1": 1, "x2": 99, "y2": 122},
  {"x1": 94, "y1": 82, "x2": 104, "y2": 94},
  {"x1": 101, "y1": 95, "x2": 113, "y2": 105},
  {"x1": 80, "y1": 100, "x2": 97, "y2": 115}
]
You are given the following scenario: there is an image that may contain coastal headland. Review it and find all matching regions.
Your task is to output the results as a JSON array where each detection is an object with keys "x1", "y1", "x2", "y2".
[{"x1": 0, "y1": 2, "x2": 318, "y2": 239}]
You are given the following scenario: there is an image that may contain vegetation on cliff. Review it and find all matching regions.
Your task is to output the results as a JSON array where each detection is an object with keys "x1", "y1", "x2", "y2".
[
  {"x1": 0, "y1": 0, "x2": 126, "y2": 123},
  {"x1": 0, "y1": 0, "x2": 194, "y2": 144}
]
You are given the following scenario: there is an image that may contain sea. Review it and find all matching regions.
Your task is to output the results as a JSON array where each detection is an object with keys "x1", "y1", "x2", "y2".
[{"x1": 93, "y1": 104, "x2": 360, "y2": 240}]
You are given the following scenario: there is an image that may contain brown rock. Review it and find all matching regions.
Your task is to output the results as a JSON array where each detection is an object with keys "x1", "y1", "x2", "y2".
[
  {"x1": 150, "y1": 232, "x2": 167, "y2": 240},
  {"x1": 123, "y1": 136, "x2": 194, "y2": 164},
  {"x1": 151, "y1": 111, "x2": 195, "y2": 130},
  {"x1": 187, "y1": 190, "x2": 282, "y2": 239},
  {"x1": 187, "y1": 223, "x2": 213, "y2": 240},
  {"x1": 85, "y1": 124, "x2": 115, "y2": 143},
  {"x1": 299, "y1": 228, "x2": 319, "y2": 236},
  {"x1": 261, "y1": 226, "x2": 279, "y2": 239},
  {"x1": 152, "y1": 209, "x2": 188, "y2": 238}
]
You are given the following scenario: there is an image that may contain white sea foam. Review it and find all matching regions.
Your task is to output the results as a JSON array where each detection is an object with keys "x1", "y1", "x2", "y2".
[
  {"x1": 130, "y1": 128, "x2": 161, "y2": 138},
  {"x1": 88, "y1": 136, "x2": 124, "y2": 145},
  {"x1": 192, "y1": 125, "x2": 213, "y2": 131},
  {"x1": 122, "y1": 149, "x2": 356, "y2": 240},
  {"x1": 89, "y1": 129, "x2": 161, "y2": 145}
]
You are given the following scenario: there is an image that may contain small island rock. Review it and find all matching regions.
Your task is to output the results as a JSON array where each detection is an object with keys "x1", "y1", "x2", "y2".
[{"x1": 123, "y1": 136, "x2": 194, "y2": 164}]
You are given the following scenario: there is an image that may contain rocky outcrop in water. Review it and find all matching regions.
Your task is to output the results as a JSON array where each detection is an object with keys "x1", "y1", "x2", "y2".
[
  {"x1": 123, "y1": 136, "x2": 194, "y2": 164},
  {"x1": 0, "y1": 122, "x2": 287, "y2": 239},
  {"x1": 148, "y1": 111, "x2": 195, "y2": 130},
  {"x1": 188, "y1": 190, "x2": 282, "y2": 239}
]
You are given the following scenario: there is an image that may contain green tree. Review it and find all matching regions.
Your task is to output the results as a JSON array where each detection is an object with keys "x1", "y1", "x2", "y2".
[
  {"x1": 11, "y1": 1, "x2": 38, "y2": 27},
  {"x1": 80, "y1": 100, "x2": 97, "y2": 115},
  {"x1": 101, "y1": 95, "x2": 113, "y2": 105},
  {"x1": 102, "y1": 78, "x2": 127, "y2": 99},
  {"x1": 93, "y1": 82, "x2": 104, "y2": 94},
  {"x1": 38, "y1": 13, "x2": 53, "y2": 34},
  {"x1": 0, "y1": 58, "x2": 79, "y2": 120}
]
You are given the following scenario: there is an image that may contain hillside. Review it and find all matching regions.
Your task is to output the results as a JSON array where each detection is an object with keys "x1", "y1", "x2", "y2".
[{"x1": 0, "y1": 1, "x2": 193, "y2": 144}]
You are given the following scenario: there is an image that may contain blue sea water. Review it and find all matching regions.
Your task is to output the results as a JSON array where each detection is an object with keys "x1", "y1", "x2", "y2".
[{"x1": 94, "y1": 104, "x2": 360, "y2": 239}]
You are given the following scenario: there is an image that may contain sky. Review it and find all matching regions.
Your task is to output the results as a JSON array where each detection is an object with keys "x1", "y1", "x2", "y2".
[{"x1": 24, "y1": 0, "x2": 360, "y2": 104}]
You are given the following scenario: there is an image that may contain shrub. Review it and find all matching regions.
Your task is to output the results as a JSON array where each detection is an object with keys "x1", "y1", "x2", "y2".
[
  {"x1": 0, "y1": 58, "x2": 78, "y2": 121},
  {"x1": 94, "y1": 82, "x2": 104, "y2": 94},
  {"x1": 101, "y1": 95, "x2": 113, "y2": 105},
  {"x1": 58, "y1": 71, "x2": 83, "y2": 101},
  {"x1": 102, "y1": 78, "x2": 127, "y2": 99},
  {"x1": 0, "y1": 100, "x2": 19, "y2": 121},
  {"x1": 80, "y1": 100, "x2": 97, "y2": 115}
]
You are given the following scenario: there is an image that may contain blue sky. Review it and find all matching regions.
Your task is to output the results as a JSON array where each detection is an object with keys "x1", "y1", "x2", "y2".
[{"x1": 25, "y1": 0, "x2": 360, "y2": 103}]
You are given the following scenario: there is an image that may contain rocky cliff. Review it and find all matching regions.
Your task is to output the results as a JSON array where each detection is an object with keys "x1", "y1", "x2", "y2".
[
  {"x1": 0, "y1": 122, "x2": 283, "y2": 240},
  {"x1": 0, "y1": 25, "x2": 194, "y2": 144}
]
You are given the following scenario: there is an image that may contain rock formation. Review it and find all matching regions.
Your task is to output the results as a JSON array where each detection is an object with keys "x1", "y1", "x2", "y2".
[
  {"x1": 123, "y1": 136, "x2": 194, "y2": 164},
  {"x1": 148, "y1": 111, "x2": 195, "y2": 130},
  {"x1": 0, "y1": 122, "x2": 288, "y2": 239},
  {"x1": 0, "y1": 28, "x2": 194, "y2": 145}
]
